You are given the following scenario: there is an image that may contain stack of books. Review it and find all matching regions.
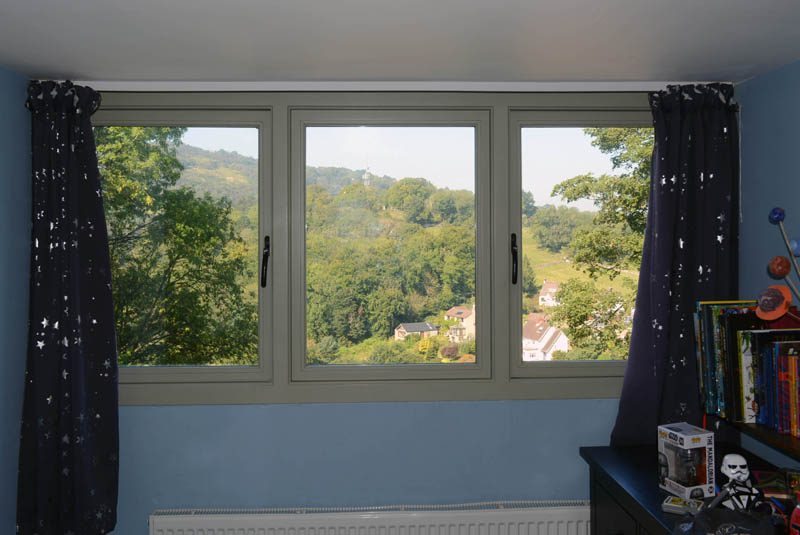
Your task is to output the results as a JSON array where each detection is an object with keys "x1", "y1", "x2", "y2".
[{"x1": 695, "y1": 300, "x2": 800, "y2": 435}]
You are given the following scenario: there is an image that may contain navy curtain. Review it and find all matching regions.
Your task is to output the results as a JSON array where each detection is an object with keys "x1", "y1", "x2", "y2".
[
  {"x1": 17, "y1": 81, "x2": 119, "y2": 535},
  {"x1": 611, "y1": 84, "x2": 739, "y2": 445}
]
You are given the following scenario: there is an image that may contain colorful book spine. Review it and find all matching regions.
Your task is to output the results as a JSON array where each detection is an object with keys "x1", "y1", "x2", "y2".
[
  {"x1": 792, "y1": 357, "x2": 800, "y2": 438},
  {"x1": 791, "y1": 355, "x2": 799, "y2": 437},
  {"x1": 693, "y1": 310, "x2": 706, "y2": 413},
  {"x1": 772, "y1": 341, "x2": 800, "y2": 436},
  {"x1": 765, "y1": 344, "x2": 775, "y2": 430},
  {"x1": 712, "y1": 306, "x2": 727, "y2": 417},
  {"x1": 777, "y1": 352, "x2": 791, "y2": 434},
  {"x1": 752, "y1": 333, "x2": 768, "y2": 425},
  {"x1": 738, "y1": 331, "x2": 757, "y2": 423},
  {"x1": 769, "y1": 347, "x2": 781, "y2": 432},
  {"x1": 707, "y1": 302, "x2": 757, "y2": 417}
]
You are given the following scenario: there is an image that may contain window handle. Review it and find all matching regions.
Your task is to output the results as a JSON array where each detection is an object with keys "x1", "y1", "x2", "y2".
[
  {"x1": 261, "y1": 236, "x2": 271, "y2": 288},
  {"x1": 511, "y1": 233, "x2": 518, "y2": 285}
]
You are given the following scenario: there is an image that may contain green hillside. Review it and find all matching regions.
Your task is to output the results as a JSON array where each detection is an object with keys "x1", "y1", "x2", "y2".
[
  {"x1": 172, "y1": 143, "x2": 637, "y2": 363},
  {"x1": 176, "y1": 144, "x2": 637, "y2": 297}
]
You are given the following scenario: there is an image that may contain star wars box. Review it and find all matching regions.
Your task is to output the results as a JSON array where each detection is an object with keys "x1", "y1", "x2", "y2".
[{"x1": 657, "y1": 422, "x2": 715, "y2": 499}]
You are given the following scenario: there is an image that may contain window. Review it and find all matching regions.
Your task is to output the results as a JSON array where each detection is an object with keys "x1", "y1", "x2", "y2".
[
  {"x1": 92, "y1": 109, "x2": 272, "y2": 385},
  {"x1": 94, "y1": 92, "x2": 649, "y2": 404},
  {"x1": 509, "y1": 110, "x2": 653, "y2": 379},
  {"x1": 290, "y1": 110, "x2": 491, "y2": 381}
]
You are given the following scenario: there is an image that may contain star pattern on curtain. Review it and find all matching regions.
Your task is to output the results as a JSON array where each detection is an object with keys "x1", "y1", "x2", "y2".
[{"x1": 17, "y1": 81, "x2": 119, "y2": 535}]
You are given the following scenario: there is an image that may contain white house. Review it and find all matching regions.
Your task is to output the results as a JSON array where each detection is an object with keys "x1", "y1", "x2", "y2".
[
  {"x1": 444, "y1": 304, "x2": 475, "y2": 343},
  {"x1": 538, "y1": 280, "x2": 560, "y2": 308},
  {"x1": 522, "y1": 313, "x2": 569, "y2": 361},
  {"x1": 394, "y1": 322, "x2": 438, "y2": 341}
]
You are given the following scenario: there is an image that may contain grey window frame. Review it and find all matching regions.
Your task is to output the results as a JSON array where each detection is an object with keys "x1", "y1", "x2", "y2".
[
  {"x1": 94, "y1": 91, "x2": 649, "y2": 405},
  {"x1": 290, "y1": 109, "x2": 492, "y2": 381},
  {"x1": 508, "y1": 107, "x2": 652, "y2": 379},
  {"x1": 91, "y1": 107, "x2": 273, "y2": 385}
]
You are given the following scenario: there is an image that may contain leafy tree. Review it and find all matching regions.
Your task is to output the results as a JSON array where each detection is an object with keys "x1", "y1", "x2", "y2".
[
  {"x1": 552, "y1": 127, "x2": 654, "y2": 277},
  {"x1": 522, "y1": 190, "x2": 537, "y2": 218},
  {"x1": 521, "y1": 256, "x2": 539, "y2": 297},
  {"x1": 368, "y1": 341, "x2": 425, "y2": 364},
  {"x1": 570, "y1": 223, "x2": 644, "y2": 279},
  {"x1": 367, "y1": 286, "x2": 410, "y2": 339},
  {"x1": 427, "y1": 189, "x2": 475, "y2": 225},
  {"x1": 530, "y1": 205, "x2": 593, "y2": 252},
  {"x1": 308, "y1": 336, "x2": 340, "y2": 365},
  {"x1": 96, "y1": 126, "x2": 257, "y2": 365},
  {"x1": 385, "y1": 177, "x2": 436, "y2": 224},
  {"x1": 306, "y1": 185, "x2": 337, "y2": 231},
  {"x1": 548, "y1": 278, "x2": 632, "y2": 360}
]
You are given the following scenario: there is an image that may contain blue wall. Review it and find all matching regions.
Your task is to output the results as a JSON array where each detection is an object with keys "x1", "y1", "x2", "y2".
[
  {"x1": 117, "y1": 400, "x2": 617, "y2": 534},
  {"x1": 0, "y1": 66, "x2": 30, "y2": 534},
  {"x1": 738, "y1": 60, "x2": 800, "y2": 299},
  {"x1": 737, "y1": 59, "x2": 800, "y2": 469}
]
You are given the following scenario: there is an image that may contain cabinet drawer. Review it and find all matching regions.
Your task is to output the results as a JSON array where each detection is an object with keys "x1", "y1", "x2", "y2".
[{"x1": 594, "y1": 481, "x2": 638, "y2": 535}]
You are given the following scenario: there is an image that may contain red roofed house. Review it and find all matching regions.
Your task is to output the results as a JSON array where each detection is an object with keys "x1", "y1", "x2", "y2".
[
  {"x1": 444, "y1": 304, "x2": 476, "y2": 343},
  {"x1": 522, "y1": 312, "x2": 569, "y2": 361}
]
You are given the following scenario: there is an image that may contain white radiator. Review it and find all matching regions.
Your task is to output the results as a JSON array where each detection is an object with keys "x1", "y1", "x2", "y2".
[{"x1": 149, "y1": 501, "x2": 591, "y2": 535}]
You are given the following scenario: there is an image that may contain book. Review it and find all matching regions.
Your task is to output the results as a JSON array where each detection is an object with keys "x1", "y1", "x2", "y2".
[
  {"x1": 774, "y1": 341, "x2": 800, "y2": 435},
  {"x1": 693, "y1": 310, "x2": 706, "y2": 414},
  {"x1": 791, "y1": 355, "x2": 799, "y2": 437},
  {"x1": 695, "y1": 300, "x2": 756, "y2": 415},
  {"x1": 738, "y1": 330, "x2": 757, "y2": 423},
  {"x1": 708, "y1": 302, "x2": 756, "y2": 417},
  {"x1": 721, "y1": 309, "x2": 762, "y2": 421}
]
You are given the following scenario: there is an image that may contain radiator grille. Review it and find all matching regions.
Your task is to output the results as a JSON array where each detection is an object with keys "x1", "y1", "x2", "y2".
[{"x1": 149, "y1": 501, "x2": 590, "y2": 535}]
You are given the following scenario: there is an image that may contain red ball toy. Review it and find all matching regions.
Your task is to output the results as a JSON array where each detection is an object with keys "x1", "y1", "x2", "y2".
[{"x1": 769, "y1": 255, "x2": 792, "y2": 278}]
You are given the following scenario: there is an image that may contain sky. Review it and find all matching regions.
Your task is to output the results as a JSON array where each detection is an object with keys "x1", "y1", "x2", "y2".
[{"x1": 182, "y1": 126, "x2": 621, "y2": 212}]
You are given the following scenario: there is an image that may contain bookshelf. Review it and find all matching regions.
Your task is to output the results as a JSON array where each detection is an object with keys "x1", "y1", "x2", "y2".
[
  {"x1": 695, "y1": 300, "x2": 800, "y2": 464},
  {"x1": 728, "y1": 420, "x2": 800, "y2": 462}
]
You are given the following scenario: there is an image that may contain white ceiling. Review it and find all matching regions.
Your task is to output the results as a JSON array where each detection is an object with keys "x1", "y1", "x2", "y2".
[{"x1": 1, "y1": 0, "x2": 799, "y2": 85}]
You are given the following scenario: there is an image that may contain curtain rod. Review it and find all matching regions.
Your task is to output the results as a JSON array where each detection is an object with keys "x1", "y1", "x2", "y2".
[{"x1": 70, "y1": 80, "x2": 720, "y2": 92}]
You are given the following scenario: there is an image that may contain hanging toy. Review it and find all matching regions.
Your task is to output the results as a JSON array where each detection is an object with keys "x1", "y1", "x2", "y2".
[{"x1": 758, "y1": 208, "x2": 800, "y2": 320}]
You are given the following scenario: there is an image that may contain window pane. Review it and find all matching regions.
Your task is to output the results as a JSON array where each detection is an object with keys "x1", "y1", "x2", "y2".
[
  {"x1": 305, "y1": 126, "x2": 476, "y2": 366},
  {"x1": 520, "y1": 127, "x2": 653, "y2": 361},
  {"x1": 95, "y1": 126, "x2": 259, "y2": 366}
]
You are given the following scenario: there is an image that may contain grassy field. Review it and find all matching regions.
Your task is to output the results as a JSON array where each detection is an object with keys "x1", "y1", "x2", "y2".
[{"x1": 521, "y1": 227, "x2": 638, "y2": 295}]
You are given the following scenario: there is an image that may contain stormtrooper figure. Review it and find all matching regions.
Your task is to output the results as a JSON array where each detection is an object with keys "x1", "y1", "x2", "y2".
[{"x1": 718, "y1": 453, "x2": 766, "y2": 512}]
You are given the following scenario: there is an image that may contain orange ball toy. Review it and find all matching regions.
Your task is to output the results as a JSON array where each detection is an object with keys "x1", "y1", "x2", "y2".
[{"x1": 769, "y1": 255, "x2": 792, "y2": 278}]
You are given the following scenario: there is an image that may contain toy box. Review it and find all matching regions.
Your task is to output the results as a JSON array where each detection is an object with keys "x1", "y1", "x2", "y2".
[{"x1": 658, "y1": 422, "x2": 715, "y2": 499}]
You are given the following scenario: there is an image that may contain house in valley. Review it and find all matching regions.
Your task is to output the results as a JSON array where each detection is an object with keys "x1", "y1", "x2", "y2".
[
  {"x1": 538, "y1": 280, "x2": 560, "y2": 308},
  {"x1": 394, "y1": 322, "x2": 439, "y2": 341},
  {"x1": 444, "y1": 304, "x2": 476, "y2": 343},
  {"x1": 522, "y1": 312, "x2": 569, "y2": 361}
]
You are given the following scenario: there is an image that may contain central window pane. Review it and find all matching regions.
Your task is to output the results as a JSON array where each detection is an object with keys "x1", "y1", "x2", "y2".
[{"x1": 304, "y1": 126, "x2": 476, "y2": 366}]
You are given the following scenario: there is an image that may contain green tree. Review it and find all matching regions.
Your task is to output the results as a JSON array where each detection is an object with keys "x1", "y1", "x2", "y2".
[
  {"x1": 552, "y1": 127, "x2": 654, "y2": 278},
  {"x1": 367, "y1": 286, "x2": 410, "y2": 339},
  {"x1": 426, "y1": 189, "x2": 475, "y2": 224},
  {"x1": 385, "y1": 177, "x2": 436, "y2": 224},
  {"x1": 308, "y1": 336, "x2": 340, "y2": 365},
  {"x1": 530, "y1": 205, "x2": 593, "y2": 252},
  {"x1": 548, "y1": 278, "x2": 632, "y2": 360},
  {"x1": 522, "y1": 190, "x2": 537, "y2": 218},
  {"x1": 521, "y1": 256, "x2": 539, "y2": 297},
  {"x1": 96, "y1": 126, "x2": 258, "y2": 365}
]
